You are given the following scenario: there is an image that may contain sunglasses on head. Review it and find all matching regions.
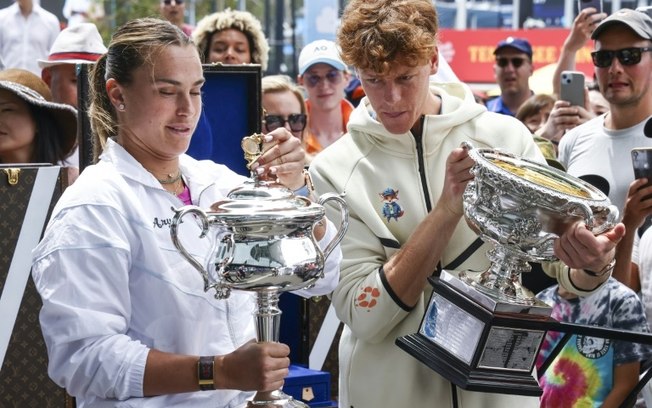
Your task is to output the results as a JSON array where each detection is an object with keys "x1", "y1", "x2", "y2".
[
  {"x1": 264, "y1": 113, "x2": 307, "y2": 132},
  {"x1": 304, "y1": 70, "x2": 343, "y2": 88},
  {"x1": 591, "y1": 47, "x2": 652, "y2": 68},
  {"x1": 163, "y1": 0, "x2": 183, "y2": 5},
  {"x1": 496, "y1": 57, "x2": 528, "y2": 68}
]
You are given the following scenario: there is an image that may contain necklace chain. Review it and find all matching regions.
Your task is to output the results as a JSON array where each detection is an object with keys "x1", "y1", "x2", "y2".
[
  {"x1": 166, "y1": 178, "x2": 183, "y2": 196},
  {"x1": 157, "y1": 171, "x2": 182, "y2": 185}
]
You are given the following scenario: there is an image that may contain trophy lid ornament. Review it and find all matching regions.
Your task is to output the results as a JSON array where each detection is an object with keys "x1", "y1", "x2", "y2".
[{"x1": 242, "y1": 133, "x2": 265, "y2": 172}]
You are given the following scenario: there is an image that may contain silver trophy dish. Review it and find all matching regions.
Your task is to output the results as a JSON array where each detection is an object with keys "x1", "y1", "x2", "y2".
[
  {"x1": 170, "y1": 134, "x2": 348, "y2": 407},
  {"x1": 397, "y1": 141, "x2": 619, "y2": 396},
  {"x1": 458, "y1": 141, "x2": 618, "y2": 307}
]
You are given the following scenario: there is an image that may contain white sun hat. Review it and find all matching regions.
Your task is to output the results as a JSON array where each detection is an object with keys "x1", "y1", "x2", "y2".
[{"x1": 37, "y1": 23, "x2": 107, "y2": 69}]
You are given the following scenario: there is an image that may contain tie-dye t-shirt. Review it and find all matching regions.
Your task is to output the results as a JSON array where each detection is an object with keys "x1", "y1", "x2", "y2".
[{"x1": 535, "y1": 278, "x2": 652, "y2": 408}]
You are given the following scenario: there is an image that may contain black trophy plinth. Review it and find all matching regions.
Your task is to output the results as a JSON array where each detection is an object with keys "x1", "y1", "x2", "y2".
[{"x1": 396, "y1": 271, "x2": 551, "y2": 396}]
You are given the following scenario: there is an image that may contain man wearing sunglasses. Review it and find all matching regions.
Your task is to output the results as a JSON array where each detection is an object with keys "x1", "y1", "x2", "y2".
[
  {"x1": 297, "y1": 40, "x2": 353, "y2": 161},
  {"x1": 558, "y1": 9, "x2": 652, "y2": 294},
  {"x1": 560, "y1": 9, "x2": 652, "y2": 242},
  {"x1": 487, "y1": 37, "x2": 535, "y2": 117}
]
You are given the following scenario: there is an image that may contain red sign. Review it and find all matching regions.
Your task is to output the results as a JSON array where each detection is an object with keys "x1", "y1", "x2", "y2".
[{"x1": 439, "y1": 29, "x2": 595, "y2": 83}]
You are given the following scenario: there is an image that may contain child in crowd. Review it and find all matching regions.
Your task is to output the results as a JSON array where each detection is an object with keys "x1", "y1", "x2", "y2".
[{"x1": 536, "y1": 277, "x2": 652, "y2": 407}]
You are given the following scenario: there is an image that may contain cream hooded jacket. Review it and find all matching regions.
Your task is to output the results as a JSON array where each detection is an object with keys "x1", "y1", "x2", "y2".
[
  {"x1": 310, "y1": 83, "x2": 544, "y2": 408},
  {"x1": 31, "y1": 139, "x2": 341, "y2": 407}
]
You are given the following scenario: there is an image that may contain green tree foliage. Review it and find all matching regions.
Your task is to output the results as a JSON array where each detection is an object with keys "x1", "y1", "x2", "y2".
[{"x1": 96, "y1": 0, "x2": 266, "y2": 44}]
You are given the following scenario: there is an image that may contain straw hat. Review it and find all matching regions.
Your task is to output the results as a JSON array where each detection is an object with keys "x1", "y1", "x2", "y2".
[
  {"x1": 0, "y1": 69, "x2": 78, "y2": 155},
  {"x1": 37, "y1": 23, "x2": 107, "y2": 69}
]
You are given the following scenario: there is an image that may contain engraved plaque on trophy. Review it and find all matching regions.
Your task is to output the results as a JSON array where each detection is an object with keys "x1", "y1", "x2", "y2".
[{"x1": 397, "y1": 142, "x2": 618, "y2": 396}]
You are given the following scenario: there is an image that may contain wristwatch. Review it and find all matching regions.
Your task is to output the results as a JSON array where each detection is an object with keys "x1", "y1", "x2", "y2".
[{"x1": 198, "y1": 356, "x2": 215, "y2": 391}]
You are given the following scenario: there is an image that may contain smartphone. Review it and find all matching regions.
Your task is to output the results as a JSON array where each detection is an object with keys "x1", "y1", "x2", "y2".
[
  {"x1": 578, "y1": 0, "x2": 603, "y2": 14},
  {"x1": 632, "y1": 147, "x2": 652, "y2": 199},
  {"x1": 560, "y1": 71, "x2": 585, "y2": 107}
]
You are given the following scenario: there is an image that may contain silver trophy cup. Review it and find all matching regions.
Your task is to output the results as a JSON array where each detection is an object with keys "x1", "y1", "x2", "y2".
[
  {"x1": 458, "y1": 141, "x2": 618, "y2": 305},
  {"x1": 170, "y1": 134, "x2": 348, "y2": 407},
  {"x1": 399, "y1": 142, "x2": 618, "y2": 396}
]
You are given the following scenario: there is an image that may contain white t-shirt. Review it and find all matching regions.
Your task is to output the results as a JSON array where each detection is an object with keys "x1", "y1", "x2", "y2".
[{"x1": 559, "y1": 114, "x2": 652, "y2": 216}]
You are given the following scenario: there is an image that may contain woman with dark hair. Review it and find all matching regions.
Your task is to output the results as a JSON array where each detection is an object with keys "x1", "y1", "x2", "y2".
[{"x1": 0, "y1": 68, "x2": 77, "y2": 166}]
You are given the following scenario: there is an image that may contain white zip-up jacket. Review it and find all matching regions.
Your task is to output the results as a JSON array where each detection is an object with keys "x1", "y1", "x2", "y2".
[
  {"x1": 31, "y1": 138, "x2": 342, "y2": 408},
  {"x1": 310, "y1": 82, "x2": 544, "y2": 408}
]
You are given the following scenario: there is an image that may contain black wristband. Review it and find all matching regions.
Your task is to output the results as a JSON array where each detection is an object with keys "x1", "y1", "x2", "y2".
[{"x1": 198, "y1": 356, "x2": 215, "y2": 391}]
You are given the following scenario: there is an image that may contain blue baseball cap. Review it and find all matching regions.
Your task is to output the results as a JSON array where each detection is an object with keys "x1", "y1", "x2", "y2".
[{"x1": 494, "y1": 37, "x2": 533, "y2": 59}]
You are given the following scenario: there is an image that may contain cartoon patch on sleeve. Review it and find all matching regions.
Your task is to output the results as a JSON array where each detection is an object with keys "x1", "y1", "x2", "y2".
[{"x1": 379, "y1": 187, "x2": 404, "y2": 222}]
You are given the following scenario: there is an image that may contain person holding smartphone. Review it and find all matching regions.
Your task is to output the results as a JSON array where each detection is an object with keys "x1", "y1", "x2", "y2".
[
  {"x1": 537, "y1": 7, "x2": 607, "y2": 151},
  {"x1": 555, "y1": 9, "x2": 652, "y2": 289},
  {"x1": 560, "y1": 8, "x2": 652, "y2": 212}
]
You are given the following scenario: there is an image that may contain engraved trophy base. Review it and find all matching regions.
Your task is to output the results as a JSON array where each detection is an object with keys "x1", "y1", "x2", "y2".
[
  {"x1": 246, "y1": 390, "x2": 308, "y2": 408},
  {"x1": 396, "y1": 270, "x2": 552, "y2": 396}
]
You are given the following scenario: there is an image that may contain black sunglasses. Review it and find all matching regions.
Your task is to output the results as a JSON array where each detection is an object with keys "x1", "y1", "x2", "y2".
[
  {"x1": 163, "y1": 0, "x2": 183, "y2": 5},
  {"x1": 264, "y1": 113, "x2": 307, "y2": 132},
  {"x1": 591, "y1": 47, "x2": 652, "y2": 68},
  {"x1": 496, "y1": 57, "x2": 528, "y2": 68}
]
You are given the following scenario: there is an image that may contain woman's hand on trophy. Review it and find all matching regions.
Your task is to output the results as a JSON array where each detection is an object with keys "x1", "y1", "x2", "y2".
[
  {"x1": 250, "y1": 128, "x2": 306, "y2": 190},
  {"x1": 215, "y1": 339, "x2": 290, "y2": 392},
  {"x1": 437, "y1": 147, "x2": 475, "y2": 217}
]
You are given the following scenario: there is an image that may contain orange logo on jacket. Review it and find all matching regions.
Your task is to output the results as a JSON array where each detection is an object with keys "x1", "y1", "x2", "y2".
[{"x1": 355, "y1": 286, "x2": 380, "y2": 310}]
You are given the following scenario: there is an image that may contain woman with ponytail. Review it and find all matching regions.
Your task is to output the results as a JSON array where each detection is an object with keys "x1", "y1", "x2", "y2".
[{"x1": 31, "y1": 17, "x2": 341, "y2": 407}]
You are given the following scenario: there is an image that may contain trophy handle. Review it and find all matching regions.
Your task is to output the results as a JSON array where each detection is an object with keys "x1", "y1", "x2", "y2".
[
  {"x1": 590, "y1": 204, "x2": 620, "y2": 236},
  {"x1": 564, "y1": 201, "x2": 619, "y2": 236},
  {"x1": 170, "y1": 205, "x2": 212, "y2": 292},
  {"x1": 317, "y1": 193, "x2": 349, "y2": 261}
]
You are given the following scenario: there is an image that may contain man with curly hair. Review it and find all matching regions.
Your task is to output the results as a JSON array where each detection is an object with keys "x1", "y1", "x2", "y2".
[{"x1": 309, "y1": 0, "x2": 626, "y2": 407}]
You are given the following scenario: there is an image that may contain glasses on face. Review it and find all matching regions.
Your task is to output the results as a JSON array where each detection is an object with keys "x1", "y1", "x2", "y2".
[
  {"x1": 264, "y1": 113, "x2": 307, "y2": 132},
  {"x1": 496, "y1": 57, "x2": 528, "y2": 68},
  {"x1": 163, "y1": 0, "x2": 183, "y2": 5},
  {"x1": 591, "y1": 47, "x2": 652, "y2": 68},
  {"x1": 304, "y1": 70, "x2": 343, "y2": 88}
]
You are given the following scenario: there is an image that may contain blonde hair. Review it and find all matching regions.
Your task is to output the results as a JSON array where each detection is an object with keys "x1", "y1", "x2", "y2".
[
  {"x1": 88, "y1": 18, "x2": 195, "y2": 161},
  {"x1": 338, "y1": 0, "x2": 438, "y2": 74},
  {"x1": 192, "y1": 8, "x2": 269, "y2": 71},
  {"x1": 261, "y1": 75, "x2": 306, "y2": 115}
]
